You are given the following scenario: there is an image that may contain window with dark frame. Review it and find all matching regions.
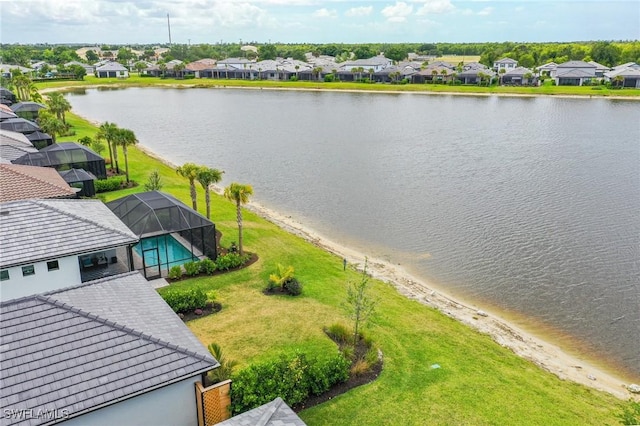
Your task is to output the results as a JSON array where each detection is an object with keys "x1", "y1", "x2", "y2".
[
  {"x1": 22, "y1": 265, "x2": 35, "y2": 276},
  {"x1": 0, "y1": 270, "x2": 9, "y2": 281},
  {"x1": 47, "y1": 260, "x2": 60, "y2": 271}
]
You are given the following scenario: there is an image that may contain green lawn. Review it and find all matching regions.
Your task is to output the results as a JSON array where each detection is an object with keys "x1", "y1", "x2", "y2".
[
  {"x1": 74, "y1": 101, "x2": 629, "y2": 424},
  {"x1": 37, "y1": 74, "x2": 640, "y2": 98}
]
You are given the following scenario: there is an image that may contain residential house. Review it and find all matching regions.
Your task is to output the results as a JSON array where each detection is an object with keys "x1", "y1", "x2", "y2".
[
  {"x1": 536, "y1": 62, "x2": 558, "y2": 77},
  {"x1": 0, "y1": 271, "x2": 222, "y2": 426},
  {"x1": 0, "y1": 198, "x2": 139, "y2": 300},
  {"x1": 501, "y1": 67, "x2": 536, "y2": 85},
  {"x1": 605, "y1": 64, "x2": 640, "y2": 88},
  {"x1": 0, "y1": 64, "x2": 34, "y2": 79},
  {"x1": 95, "y1": 61, "x2": 129, "y2": 78},
  {"x1": 0, "y1": 87, "x2": 18, "y2": 105},
  {"x1": 0, "y1": 164, "x2": 77, "y2": 202},
  {"x1": 0, "y1": 117, "x2": 41, "y2": 135},
  {"x1": 493, "y1": 57, "x2": 518, "y2": 72},
  {"x1": 64, "y1": 60, "x2": 95, "y2": 75},
  {"x1": 413, "y1": 65, "x2": 454, "y2": 84},
  {"x1": 0, "y1": 130, "x2": 38, "y2": 163},
  {"x1": 297, "y1": 64, "x2": 337, "y2": 82},
  {"x1": 340, "y1": 55, "x2": 393, "y2": 72},
  {"x1": 588, "y1": 61, "x2": 610, "y2": 78},
  {"x1": 185, "y1": 58, "x2": 217, "y2": 78},
  {"x1": 554, "y1": 60, "x2": 596, "y2": 86},
  {"x1": 58, "y1": 168, "x2": 97, "y2": 197},
  {"x1": 457, "y1": 67, "x2": 496, "y2": 85}
]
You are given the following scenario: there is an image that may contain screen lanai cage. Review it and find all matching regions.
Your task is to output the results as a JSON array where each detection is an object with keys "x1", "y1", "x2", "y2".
[
  {"x1": 106, "y1": 191, "x2": 218, "y2": 279},
  {"x1": 12, "y1": 142, "x2": 107, "y2": 179}
]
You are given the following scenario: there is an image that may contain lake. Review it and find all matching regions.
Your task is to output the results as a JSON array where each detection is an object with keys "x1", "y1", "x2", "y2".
[{"x1": 65, "y1": 87, "x2": 640, "y2": 379}]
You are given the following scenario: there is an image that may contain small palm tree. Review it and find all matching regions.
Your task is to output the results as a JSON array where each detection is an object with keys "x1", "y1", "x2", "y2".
[
  {"x1": 116, "y1": 128, "x2": 138, "y2": 184},
  {"x1": 207, "y1": 343, "x2": 237, "y2": 384},
  {"x1": 97, "y1": 122, "x2": 119, "y2": 171},
  {"x1": 37, "y1": 111, "x2": 66, "y2": 143},
  {"x1": 196, "y1": 167, "x2": 224, "y2": 219},
  {"x1": 176, "y1": 162, "x2": 201, "y2": 211},
  {"x1": 46, "y1": 92, "x2": 71, "y2": 124},
  {"x1": 174, "y1": 62, "x2": 186, "y2": 79},
  {"x1": 223, "y1": 183, "x2": 253, "y2": 256},
  {"x1": 431, "y1": 69, "x2": 438, "y2": 83}
]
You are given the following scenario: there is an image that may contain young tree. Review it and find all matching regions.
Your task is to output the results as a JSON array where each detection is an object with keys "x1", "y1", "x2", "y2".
[
  {"x1": 223, "y1": 183, "x2": 253, "y2": 256},
  {"x1": 144, "y1": 170, "x2": 163, "y2": 191},
  {"x1": 346, "y1": 258, "x2": 377, "y2": 346},
  {"x1": 176, "y1": 162, "x2": 201, "y2": 211},
  {"x1": 90, "y1": 138, "x2": 105, "y2": 156},
  {"x1": 207, "y1": 343, "x2": 237, "y2": 384},
  {"x1": 196, "y1": 167, "x2": 224, "y2": 219},
  {"x1": 45, "y1": 92, "x2": 71, "y2": 124},
  {"x1": 116, "y1": 128, "x2": 138, "y2": 184}
]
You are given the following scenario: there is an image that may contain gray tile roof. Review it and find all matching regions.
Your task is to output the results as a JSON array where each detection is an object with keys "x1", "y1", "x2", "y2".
[
  {"x1": 217, "y1": 398, "x2": 306, "y2": 426},
  {"x1": 0, "y1": 272, "x2": 217, "y2": 426},
  {"x1": 0, "y1": 199, "x2": 138, "y2": 268}
]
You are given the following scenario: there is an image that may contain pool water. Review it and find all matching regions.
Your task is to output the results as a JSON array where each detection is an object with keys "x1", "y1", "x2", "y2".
[{"x1": 133, "y1": 235, "x2": 197, "y2": 270}]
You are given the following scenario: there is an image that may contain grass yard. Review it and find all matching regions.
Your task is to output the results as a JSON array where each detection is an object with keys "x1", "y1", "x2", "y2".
[{"x1": 79, "y1": 104, "x2": 629, "y2": 424}]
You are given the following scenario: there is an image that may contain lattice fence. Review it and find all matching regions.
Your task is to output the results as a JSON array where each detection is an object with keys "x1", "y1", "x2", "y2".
[{"x1": 195, "y1": 380, "x2": 231, "y2": 426}]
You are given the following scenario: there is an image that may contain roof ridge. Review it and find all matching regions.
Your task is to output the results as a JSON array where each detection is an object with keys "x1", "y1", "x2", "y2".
[
  {"x1": 32, "y1": 199, "x2": 138, "y2": 241},
  {"x1": 40, "y1": 271, "x2": 140, "y2": 297},
  {"x1": 1, "y1": 164, "x2": 73, "y2": 193},
  {"x1": 39, "y1": 295, "x2": 217, "y2": 365}
]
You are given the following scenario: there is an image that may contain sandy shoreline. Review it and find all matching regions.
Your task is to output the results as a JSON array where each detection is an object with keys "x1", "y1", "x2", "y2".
[
  {"x1": 66, "y1": 90, "x2": 640, "y2": 400},
  {"x1": 132, "y1": 146, "x2": 640, "y2": 400}
]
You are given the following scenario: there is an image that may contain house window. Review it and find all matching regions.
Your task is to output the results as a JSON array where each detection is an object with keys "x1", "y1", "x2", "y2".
[
  {"x1": 0, "y1": 270, "x2": 9, "y2": 281},
  {"x1": 22, "y1": 265, "x2": 35, "y2": 276},
  {"x1": 47, "y1": 260, "x2": 60, "y2": 271}
]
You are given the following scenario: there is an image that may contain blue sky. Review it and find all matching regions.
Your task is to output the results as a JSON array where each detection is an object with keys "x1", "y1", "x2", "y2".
[{"x1": 1, "y1": 0, "x2": 638, "y2": 45}]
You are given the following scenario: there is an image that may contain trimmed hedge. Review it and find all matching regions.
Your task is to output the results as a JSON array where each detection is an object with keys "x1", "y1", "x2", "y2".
[
  {"x1": 95, "y1": 176, "x2": 124, "y2": 193},
  {"x1": 230, "y1": 351, "x2": 350, "y2": 415},
  {"x1": 161, "y1": 288, "x2": 208, "y2": 313}
]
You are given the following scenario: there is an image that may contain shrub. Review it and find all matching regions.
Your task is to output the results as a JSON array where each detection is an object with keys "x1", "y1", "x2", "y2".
[
  {"x1": 184, "y1": 74, "x2": 195, "y2": 80},
  {"x1": 161, "y1": 288, "x2": 208, "y2": 313},
  {"x1": 230, "y1": 351, "x2": 349, "y2": 415},
  {"x1": 183, "y1": 261, "x2": 200, "y2": 276},
  {"x1": 216, "y1": 253, "x2": 248, "y2": 271},
  {"x1": 283, "y1": 278, "x2": 302, "y2": 296},
  {"x1": 168, "y1": 265, "x2": 182, "y2": 280},
  {"x1": 199, "y1": 258, "x2": 217, "y2": 275},
  {"x1": 95, "y1": 176, "x2": 124, "y2": 193},
  {"x1": 324, "y1": 74, "x2": 336, "y2": 82},
  {"x1": 350, "y1": 359, "x2": 371, "y2": 376}
]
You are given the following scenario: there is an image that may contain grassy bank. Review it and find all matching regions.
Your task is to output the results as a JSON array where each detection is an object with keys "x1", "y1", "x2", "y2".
[
  {"x1": 77, "y1": 108, "x2": 628, "y2": 425},
  {"x1": 37, "y1": 75, "x2": 640, "y2": 98}
]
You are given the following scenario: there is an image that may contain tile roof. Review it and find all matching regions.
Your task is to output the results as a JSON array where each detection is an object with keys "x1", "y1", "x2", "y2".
[
  {"x1": 95, "y1": 62, "x2": 128, "y2": 72},
  {"x1": 0, "y1": 272, "x2": 217, "y2": 426},
  {"x1": 0, "y1": 144, "x2": 38, "y2": 163},
  {"x1": 0, "y1": 129, "x2": 34, "y2": 148},
  {"x1": 0, "y1": 164, "x2": 77, "y2": 202},
  {"x1": 217, "y1": 398, "x2": 306, "y2": 426},
  {"x1": 0, "y1": 199, "x2": 138, "y2": 268}
]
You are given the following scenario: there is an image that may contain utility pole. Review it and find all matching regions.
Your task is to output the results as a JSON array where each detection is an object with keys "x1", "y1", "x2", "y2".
[{"x1": 167, "y1": 13, "x2": 172, "y2": 46}]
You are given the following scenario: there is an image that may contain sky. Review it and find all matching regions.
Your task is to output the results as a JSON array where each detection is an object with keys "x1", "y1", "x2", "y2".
[{"x1": 1, "y1": 0, "x2": 638, "y2": 45}]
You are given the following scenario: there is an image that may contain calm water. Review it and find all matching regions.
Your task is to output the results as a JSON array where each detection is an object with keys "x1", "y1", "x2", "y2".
[{"x1": 66, "y1": 87, "x2": 640, "y2": 379}]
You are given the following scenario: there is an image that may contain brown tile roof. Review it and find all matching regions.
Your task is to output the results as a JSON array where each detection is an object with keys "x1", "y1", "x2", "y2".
[
  {"x1": 186, "y1": 58, "x2": 217, "y2": 71},
  {"x1": 0, "y1": 164, "x2": 77, "y2": 202}
]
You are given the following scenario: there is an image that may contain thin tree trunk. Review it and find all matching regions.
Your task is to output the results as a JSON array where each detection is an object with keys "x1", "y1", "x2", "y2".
[
  {"x1": 205, "y1": 188, "x2": 211, "y2": 219},
  {"x1": 237, "y1": 200, "x2": 243, "y2": 256},
  {"x1": 111, "y1": 141, "x2": 119, "y2": 173},
  {"x1": 123, "y1": 147, "x2": 129, "y2": 183},
  {"x1": 190, "y1": 181, "x2": 197, "y2": 211},
  {"x1": 106, "y1": 139, "x2": 114, "y2": 169}
]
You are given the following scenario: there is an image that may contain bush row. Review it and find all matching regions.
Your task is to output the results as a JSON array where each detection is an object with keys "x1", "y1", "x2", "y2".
[
  {"x1": 95, "y1": 176, "x2": 124, "y2": 193},
  {"x1": 230, "y1": 351, "x2": 350, "y2": 415},
  {"x1": 161, "y1": 288, "x2": 208, "y2": 313},
  {"x1": 168, "y1": 253, "x2": 250, "y2": 280}
]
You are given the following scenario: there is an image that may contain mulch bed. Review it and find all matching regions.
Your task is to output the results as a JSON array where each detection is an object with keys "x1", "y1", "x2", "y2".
[
  {"x1": 166, "y1": 252, "x2": 259, "y2": 283},
  {"x1": 179, "y1": 301, "x2": 222, "y2": 322}
]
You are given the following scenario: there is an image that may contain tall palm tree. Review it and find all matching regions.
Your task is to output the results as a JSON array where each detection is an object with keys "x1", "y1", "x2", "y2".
[
  {"x1": 46, "y1": 92, "x2": 71, "y2": 124},
  {"x1": 196, "y1": 167, "x2": 224, "y2": 219},
  {"x1": 37, "y1": 111, "x2": 66, "y2": 143},
  {"x1": 116, "y1": 128, "x2": 138, "y2": 184},
  {"x1": 176, "y1": 162, "x2": 201, "y2": 211},
  {"x1": 431, "y1": 69, "x2": 438, "y2": 83},
  {"x1": 223, "y1": 183, "x2": 253, "y2": 256},
  {"x1": 174, "y1": 62, "x2": 186, "y2": 79},
  {"x1": 97, "y1": 122, "x2": 119, "y2": 171}
]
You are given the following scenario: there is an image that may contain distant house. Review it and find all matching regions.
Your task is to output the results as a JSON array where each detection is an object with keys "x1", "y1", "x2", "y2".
[
  {"x1": 605, "y1": 64, "x2": 640, "y2": 88},
  {"x1": 554, "y1": 60, "x2": 596, "y2": 86},
  {"x1": 588, "y1": 61, "x2": 610, "y2": 78},
  {"x1": 502, "y1": 67, "x2": 536, "y2": 85},
  {"x1": 457, "y1": 68, "x2": 496, "y2": 85},
  {"x1": 340, "y1": 56, "x2": 393, "y2": 72},
  {"x1": 537, "y1": 62, "x2": 558, "y2": 77},
  {"x1": 0, "y1": 164, "x2": 77, "y2": 202},
  {"x1": 64, "y1": 60, "x2": 95, "y2": 75},
  {"x1": 413, "y1": 65, "x2": 454, "y2": 84},
  {"x1": 95, "y1": 61, "x2": 129, "y2": 78},
  {"x1": 493, "y1": 58, "x2": 518, "y2": 72},
  {"x1": 185, "y1": 58, "x2": 217, "y2": 78},
  {"x1": 0, "y1": 271, "x2": 221, "y2": 426},
  {"x1": 0, "y1": 198, "x2": 139, "y2": 300},
  {"x1": 0, "y1": 64, "x2": 34, "y2": 79}
]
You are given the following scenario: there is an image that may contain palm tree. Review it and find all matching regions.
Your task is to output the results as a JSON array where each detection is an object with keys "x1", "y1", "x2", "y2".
[
  {"x1": 499, "y1": 68, "x2": 506, "y2": 85},
  {"x1": 613, "y1": 75, "x2": 624, "y2": 89},
  {"x1": 441, "y1": 68, "x2": 448, "y2": 83},
  {"x1": 431, "y1": 69, "x2": 438, "y2": 83},
  {"x1": 97, "y1": 122, "x2": 119, "y2": 171},
  {"x1": 223, "y1": 183, "x2": 253, "y2": 256},
  {"x1": 176, "y1": 162, "x2": 201, "y2": 211},
  {"x1": 159, "y1": 62, "x2": 167, "y2": 78},
  {"x1": 368, "y1": 68, "x2": 374, "y2": 81},
  {"x1": 196, "y1": 167, "x2": 224, "y2": 219},
  {"x1": 45, "y1": 92, "x2": 71, "y2": 124},
  {"x1": 37, "y1": 111, "x2": 66, "y2": 143},
  {"x1": 174, "y1": 62, "x2": 186, "y2": 79},
  {"x1": 116, "y1": 128, "x2": 138, "y2": 184},
  {"x1": 312, "y1": 66, "x2": 322, "y2": 81}
]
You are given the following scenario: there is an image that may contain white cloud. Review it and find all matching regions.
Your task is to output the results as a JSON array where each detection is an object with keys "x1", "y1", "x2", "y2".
[
  {"x1": 460, "y1": 8, "x2": 474, "y2": 15},
  {"x1": 313, "y1": 8, "x2": 338, "y2": 18},
  {"x1": 345, "y1": 6, "x2": 373, "y2": 17},
  {"x1": 381, "y1": 2, "x2": 413, "y2": 22},
  {"x1": 477, "y1": 7, "x2": 494, "y2": 15},
  {"x1": 416, "y1": 0, "x2": 454, "y2": 15}
]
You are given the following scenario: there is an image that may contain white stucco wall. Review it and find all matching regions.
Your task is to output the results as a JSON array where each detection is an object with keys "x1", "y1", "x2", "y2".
[
  {"x1": 0, "y1": 256, "x2": 81, "y2": 301},
  {"x1": 63, "y1": 377, "x2": 201, "y2": 426}
]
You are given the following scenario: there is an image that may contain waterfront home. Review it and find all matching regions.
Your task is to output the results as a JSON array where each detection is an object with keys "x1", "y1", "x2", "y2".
[
  {"x1": 64, "y1": 60, "x2": 95, "y2": 75},
  {"x1": 0, "y1": 271, "x2": 224, "y2": 426},
  {"x1": 0, "y1": 64, "x2": 34, "y2": 79},
  {"x1": 0, "y1": 164, "x2": 77, "y2": 202},
  {"x1": 0, "y1": 129, "x2": 38, "y2": 163},
  {"x1": 185, "y1": 58, "x2": 217, "y2": 78},
  {"x1": 501, "y1": 67, "x2": 536, "y2": 85},
  {"x1": 536, "y1": 61, "x2": 558, "y2": 77},
  {"x1": 457, "y1": 67, "x2": 496, "y2": 85},
  {"x1": 340, "y1": 55, "x2": 393, "y2": 72},
  {"x1": 10, "y1": 101, "x2": 47, "y2": 121},
  {"x1": 0, "y1": 117, "x2": 41, "y2": 135},
  {"x1": 25, "y1": 130, "x2": 54, "y2": 149},
  {"x1": 554, "y1": 60, "x2": 596, "y2": 86},
  {"x1": 106, "y1": 191, "x2": 218, "y2": 279},
  {"x1": 413, "y1": 65, "x2": 455, "y2": 84},
  {"x1": 58, "y1": 168, "x2": 97, "y2": 197},
  {"x1": 0, "y1": 198, "x2": 139, "y2": 300},
  {"x1": 493, "y1": 57, "x2": 518, "y2": 72},
  {"x1": 588, "y1": 61, "x2": 610, "y2": 77},
  {"x1": 604, "y1": 64, "x2": 640, "y2": 88},
  {"x1": 95, "y1": 61, "x2": 129, "y2": 78},
  {"x1": 12, "y1": 142, "x2": 107, "y2": 179}
]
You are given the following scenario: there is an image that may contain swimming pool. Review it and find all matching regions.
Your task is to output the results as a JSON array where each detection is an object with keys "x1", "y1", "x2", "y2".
[{"x1": 133, "y1": 234, "x2": 197, "y2": 271}]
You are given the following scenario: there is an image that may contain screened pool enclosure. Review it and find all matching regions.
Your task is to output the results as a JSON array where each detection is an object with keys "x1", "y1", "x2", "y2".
[{"x1": 106, "y1": 191, "x2": 217, "y2": 279}]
